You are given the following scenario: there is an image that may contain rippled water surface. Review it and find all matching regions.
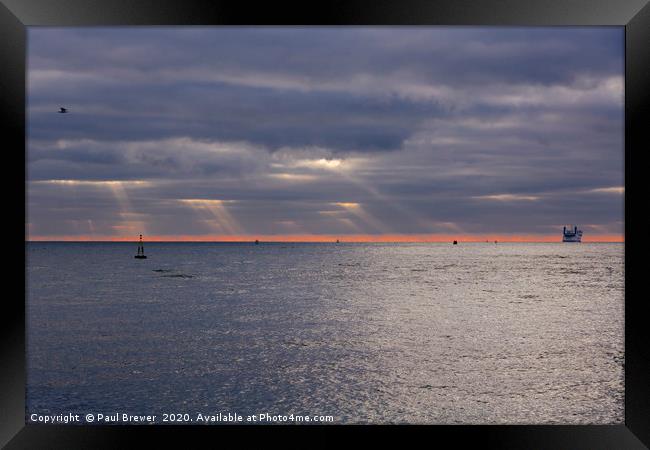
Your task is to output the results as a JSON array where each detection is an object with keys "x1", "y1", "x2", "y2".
[{"x1": 26, "y1": 242, "x2": 624, "y2": 424}]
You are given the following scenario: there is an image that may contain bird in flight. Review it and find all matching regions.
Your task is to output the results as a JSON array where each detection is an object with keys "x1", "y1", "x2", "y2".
[{"x1": 58, "y1": 107, "x2": 68, "y2": 113}]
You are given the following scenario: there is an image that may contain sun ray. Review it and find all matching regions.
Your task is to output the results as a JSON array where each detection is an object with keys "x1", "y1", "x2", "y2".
[
  {"x1": 329, "y1": 169, "x2": 439, "y2": 233},
  {"x1": 107, "y1": 182, "x2": 148, "y2": 235},
  {"x1": 333, "y1": 202, "x2": 389, "y2": 234},
  {"x1": 32, "y1": 179, "x2": 151, "y2": 236},
  {"x1": 178, "y1": 199, "x2": 243, "y2": 235}
]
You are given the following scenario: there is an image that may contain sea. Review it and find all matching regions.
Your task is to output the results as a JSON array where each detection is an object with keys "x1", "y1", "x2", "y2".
[{"x1": 26, "y1": 242, "x2": 624, "y2": 424}]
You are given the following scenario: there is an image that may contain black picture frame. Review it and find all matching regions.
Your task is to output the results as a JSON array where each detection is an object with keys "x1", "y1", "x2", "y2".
[{"x1": 2, "y1": 0, "x2": 648, "y2": 447}]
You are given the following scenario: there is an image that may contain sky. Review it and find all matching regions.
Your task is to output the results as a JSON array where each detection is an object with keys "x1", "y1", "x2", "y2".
[{"x1": 26, "y1": 27, "x2": 624, "y2": 242}]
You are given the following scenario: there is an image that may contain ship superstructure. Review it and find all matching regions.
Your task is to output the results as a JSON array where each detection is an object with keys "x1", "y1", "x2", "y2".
[{"x1": 562, "y1": 225, "x2": 583, "y2": 243}]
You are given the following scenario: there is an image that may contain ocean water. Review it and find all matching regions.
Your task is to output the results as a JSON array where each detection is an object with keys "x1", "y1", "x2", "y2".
[{"x1": 26, "y1": 242, "x2": 624, "y2": 424}]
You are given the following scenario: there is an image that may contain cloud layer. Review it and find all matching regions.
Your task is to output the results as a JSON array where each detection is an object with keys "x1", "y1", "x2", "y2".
[{"x1": 27, "y1": 27, "x2": 624, "y2": 240}]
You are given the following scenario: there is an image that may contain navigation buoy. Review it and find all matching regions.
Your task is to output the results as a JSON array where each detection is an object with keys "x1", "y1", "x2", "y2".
[
  {"x1": 255, "y1": 239, "x2": 259, "y2": 245},
  {"x1": 453, "y1": 240, "x2": 458, "y2": 245},
  {"x1": 135, "y1": 234, "x2": 147, "y2": 259}
]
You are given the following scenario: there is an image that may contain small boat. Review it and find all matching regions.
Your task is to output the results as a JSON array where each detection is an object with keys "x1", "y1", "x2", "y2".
[
  {"x1": 135, "y1": 234, "x2": 147, "y2": 259},
  {"x1": 255, "y1": 239, "x2": 259, "y2": 245},
  {"x1": 453, "y1": 240, "x2": 458, "y2": 245}
]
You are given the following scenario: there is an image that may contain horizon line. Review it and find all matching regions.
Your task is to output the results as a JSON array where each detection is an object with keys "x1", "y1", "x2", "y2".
[{"x1": 25, "y1": 233, "x2": 625, "y2": 243}]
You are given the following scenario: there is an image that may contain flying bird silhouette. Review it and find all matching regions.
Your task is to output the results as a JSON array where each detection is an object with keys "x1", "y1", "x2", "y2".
[{"x1": 58, "y1": 107, "x2": 68, "y2": 113}]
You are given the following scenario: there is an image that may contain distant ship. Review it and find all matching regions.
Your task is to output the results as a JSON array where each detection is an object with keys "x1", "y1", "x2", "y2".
[{"x1": 562, "y1": 225, "x2": 583, "y2": 243}]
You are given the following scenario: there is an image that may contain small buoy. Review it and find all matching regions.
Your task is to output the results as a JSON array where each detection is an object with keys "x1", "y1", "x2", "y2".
[
  {"x1": 336, "y1": 239, "x2": 340, "y2": 243},
  {"x1": 453, "y1": 240, "x2": 458, "y2": 245},
  {"x1": 255, "y1": 239, "x2": 259, "y2": 245},
  {"x1": 135, "y1": 234, "x2": 147, "y2": 259}
]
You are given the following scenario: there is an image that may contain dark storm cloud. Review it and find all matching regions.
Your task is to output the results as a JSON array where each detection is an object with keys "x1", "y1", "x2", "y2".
[
  {"x1": 28, "y1": 27, "x2": 620, "y2": 87},
  {"x1": 29, "y1": 84, "x2": 438, "y2": 150},
  {"x1": 26, "y1": 27, "x2": 624, "y2": 238}
]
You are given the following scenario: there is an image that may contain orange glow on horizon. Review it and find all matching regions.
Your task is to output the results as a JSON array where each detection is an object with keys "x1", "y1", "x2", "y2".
[{"x1": 26, "y1": 233, "x2": 624, "y2": 243}]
